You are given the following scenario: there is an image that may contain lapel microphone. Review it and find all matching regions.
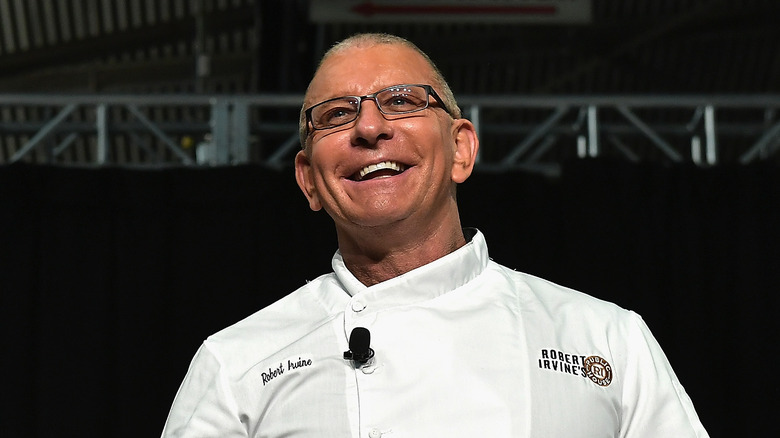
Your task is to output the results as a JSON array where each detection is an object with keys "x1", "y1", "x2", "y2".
[{"x1": 343, "y1": 327, "x2": 375, "y2": 365}]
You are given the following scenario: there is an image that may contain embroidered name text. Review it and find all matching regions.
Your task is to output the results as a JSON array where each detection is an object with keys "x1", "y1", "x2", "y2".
[
  {"x1": 261, "y1": 363, "x2": 285, "y2": 386},
  {"x1": 288, "y1": 357, "x2": 312, "y2": 370}
]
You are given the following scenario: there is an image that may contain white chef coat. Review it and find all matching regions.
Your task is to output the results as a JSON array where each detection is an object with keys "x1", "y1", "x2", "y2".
[{"x1": 161, "y1": 229, "x2": 709, "y2": 438}]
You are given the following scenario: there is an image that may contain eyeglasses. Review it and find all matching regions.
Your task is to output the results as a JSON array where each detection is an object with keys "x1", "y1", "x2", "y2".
[{"x1": 305, "y1": 84, "x2": 454, "y2": 132}]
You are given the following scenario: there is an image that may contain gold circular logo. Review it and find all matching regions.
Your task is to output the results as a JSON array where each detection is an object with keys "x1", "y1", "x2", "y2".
[{"x1": 584, "y1": 355, "x2": 613, "y2": 387}]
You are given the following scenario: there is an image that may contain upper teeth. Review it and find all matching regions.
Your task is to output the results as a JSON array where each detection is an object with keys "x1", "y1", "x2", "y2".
[{"x1": 358, "y1": 161, "x2": 405, "y2": 180}]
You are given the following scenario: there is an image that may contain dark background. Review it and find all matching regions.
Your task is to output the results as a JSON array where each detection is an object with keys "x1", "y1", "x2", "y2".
[
  {"x1": 1, "y1": 1, "x2": 779, "y2": 437},
  {"x1": 2, "y1": 160, "x2": 778, "y2": 437}
]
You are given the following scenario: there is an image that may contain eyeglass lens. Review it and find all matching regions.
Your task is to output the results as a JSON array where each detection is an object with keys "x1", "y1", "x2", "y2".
[{"x1": 310, "y1": 85, "x2": 429, "y2": 129}]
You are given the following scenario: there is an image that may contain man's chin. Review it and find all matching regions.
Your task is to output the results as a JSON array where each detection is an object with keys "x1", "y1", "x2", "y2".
[{"x1": 337, "y1": 209, "x2": 413, "y2": 232}]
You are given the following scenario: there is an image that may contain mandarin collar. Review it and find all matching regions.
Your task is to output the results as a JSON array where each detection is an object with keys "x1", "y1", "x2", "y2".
[{"x1": 331, "y1": 229, "x2": 488, "y2": 312}]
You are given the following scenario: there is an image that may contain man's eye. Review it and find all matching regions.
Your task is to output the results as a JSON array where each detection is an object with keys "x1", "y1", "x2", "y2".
[
  {"x1": 382, "y1": 94, "x2": 422, "y2": 111},
  {"x1": 329, "y1": 109, "x2": 348, "y2": 118},
  {"x1": 321, "y1": 107, "x2": 355, "y2": 124},
  {"x1": 388, "y1": 95, "x2": 413, "y2": 106}
]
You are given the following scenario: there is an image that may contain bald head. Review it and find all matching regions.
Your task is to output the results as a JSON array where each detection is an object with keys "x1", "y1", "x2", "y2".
[{"x1": 299, "y1": 33, "x2": 460, "y2": 149}]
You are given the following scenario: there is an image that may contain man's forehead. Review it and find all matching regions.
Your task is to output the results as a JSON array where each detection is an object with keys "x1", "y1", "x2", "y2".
[{"x1": 306, "y1": 44, "x2": 435, "y2": 103}]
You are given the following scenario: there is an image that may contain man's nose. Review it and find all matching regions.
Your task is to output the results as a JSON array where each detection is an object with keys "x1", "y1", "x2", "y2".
[{"x1": 350, "y1": 99, "x2": 393, "y2": 146}]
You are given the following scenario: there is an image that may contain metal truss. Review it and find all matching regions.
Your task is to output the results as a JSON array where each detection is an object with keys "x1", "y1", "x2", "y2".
[{"x1": 1, "y1": 94, "x2": 778, "y2": 173}]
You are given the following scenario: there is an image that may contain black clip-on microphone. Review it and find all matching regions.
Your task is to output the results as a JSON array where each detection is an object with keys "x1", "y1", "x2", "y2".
[{"x1": 344, "y1": 327, "x2": 375, "y2": 365}]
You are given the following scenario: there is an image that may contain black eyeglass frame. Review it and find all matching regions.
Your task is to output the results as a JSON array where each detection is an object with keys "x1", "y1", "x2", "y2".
[{"x1": 304, "y1": 84, "x2": 454, "y2": 134}]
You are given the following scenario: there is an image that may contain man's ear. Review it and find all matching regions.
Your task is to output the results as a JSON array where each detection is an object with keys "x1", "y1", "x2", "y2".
[
  {"x1": 295, "y1": 149, "x2": 323, "y2": 211},
  {"x1": 450, "y1": 118, "x2": 480, "y2": 184}
]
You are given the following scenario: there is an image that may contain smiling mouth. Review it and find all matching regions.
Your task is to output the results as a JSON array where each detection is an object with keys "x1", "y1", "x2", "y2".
[{"x1": 352, "y1": 161, "x2": 408, "y2": 181}]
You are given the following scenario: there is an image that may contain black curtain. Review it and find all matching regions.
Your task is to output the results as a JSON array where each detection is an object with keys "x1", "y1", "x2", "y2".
[{"x1": 2, "y1": 161, "x2": 777, "y2": 437}]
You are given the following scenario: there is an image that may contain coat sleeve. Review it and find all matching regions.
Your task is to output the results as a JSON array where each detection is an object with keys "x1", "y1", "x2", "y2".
[
  {"x1": 618, "y1": 312, "x2": 709, "y2": 438},
  {"x1": 161, "y1": 343, "x2": 247, "y2": 438}
]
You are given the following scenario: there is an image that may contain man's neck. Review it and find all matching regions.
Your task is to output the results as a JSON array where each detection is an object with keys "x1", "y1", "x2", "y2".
[{"x1": 336, "y1": 221, "x2": 466, "y2": 287}]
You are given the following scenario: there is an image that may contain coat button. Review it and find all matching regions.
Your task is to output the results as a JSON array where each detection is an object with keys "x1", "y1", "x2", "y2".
[
  {"x1": 368, "y1": 429, "x2": 382, "y2": 438},
  {"x1": 351, "y1": 300, "x2": 366, "y2": 312}
]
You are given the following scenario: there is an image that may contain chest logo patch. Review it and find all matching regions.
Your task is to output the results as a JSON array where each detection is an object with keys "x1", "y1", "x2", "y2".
[
  {"x1": 584, "y1": 355, "x2": 613, "y2": 387},
  {"x1": 537, "y1": 349, "x2": 613, "y2": 387}
]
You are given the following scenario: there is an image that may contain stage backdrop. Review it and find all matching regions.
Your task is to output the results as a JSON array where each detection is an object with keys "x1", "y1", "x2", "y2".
[{"x1": 1, "y1": 160, "x2": 778, "y2": 437}]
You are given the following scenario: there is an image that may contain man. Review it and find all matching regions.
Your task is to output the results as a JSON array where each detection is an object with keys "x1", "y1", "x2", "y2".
[{"x1": 162, "y1": 33, "x2": 709, "y2": 437}]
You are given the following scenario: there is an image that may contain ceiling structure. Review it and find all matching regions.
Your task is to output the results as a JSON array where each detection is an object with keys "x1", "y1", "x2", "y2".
[{"x1": 0, "y1": 0, "x2": 778, "y2": 170}]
